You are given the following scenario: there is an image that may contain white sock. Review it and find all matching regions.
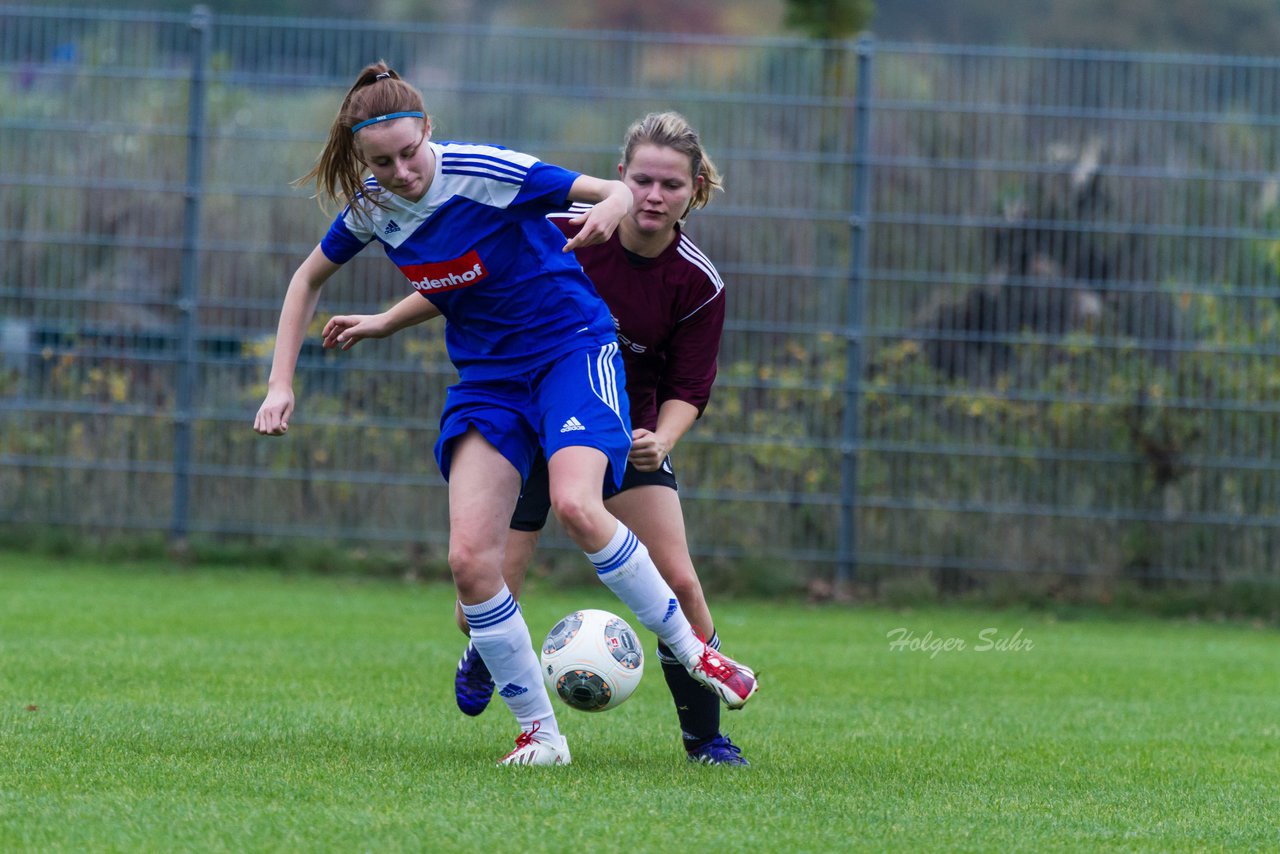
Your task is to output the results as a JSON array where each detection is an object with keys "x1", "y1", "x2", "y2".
[
  {"x1": 587, "y1": 522, "x2": 704, "y2": 666},
  {"x1": 657, "y1": 630, "x2": 717, "y2": 666},
  {"x1": 461, "y1": 586, "x2": 559, "y2": 737}
]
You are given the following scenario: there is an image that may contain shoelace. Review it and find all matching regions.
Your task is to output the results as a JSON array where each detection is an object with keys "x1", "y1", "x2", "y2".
[
  {"x1": 512, "y1": 720, "x2": 542, "y2": 751},
  {"x1": 688, "y1": 627, "x2": 736, "y2": 680},
  {"x1": 695, "y1": 648, "x2": 738, "y2": 681}
]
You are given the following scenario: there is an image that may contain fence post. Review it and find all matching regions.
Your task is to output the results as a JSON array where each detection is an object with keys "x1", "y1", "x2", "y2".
[
  {"x1": 171, "y1": 5, "x2": 211, "y2": 552},
  {"x1": 838, "y1": 35, "x2": 874, "y2": 591}
]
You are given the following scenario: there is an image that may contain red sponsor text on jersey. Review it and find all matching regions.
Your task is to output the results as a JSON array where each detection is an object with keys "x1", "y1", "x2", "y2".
[{"x1": 400, "y1": 250, "x2": 489, "y2": 294}]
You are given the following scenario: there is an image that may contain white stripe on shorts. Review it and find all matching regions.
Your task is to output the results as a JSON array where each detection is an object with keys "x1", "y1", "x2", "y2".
[{"x1": 589, "y1": 342, "x2": 621, "y2": 416}]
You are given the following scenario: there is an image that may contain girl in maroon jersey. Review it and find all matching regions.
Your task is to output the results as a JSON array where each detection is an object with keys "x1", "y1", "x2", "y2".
[{"x1": 323, "y1": 112, "x2": 751, "y2": 765}]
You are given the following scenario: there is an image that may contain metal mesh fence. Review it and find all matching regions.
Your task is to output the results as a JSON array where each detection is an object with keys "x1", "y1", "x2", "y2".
[
  {"x1": 861, "y1": 44, "x2": 1280, "y2": 583},
  {"x1": 1, "y1": 6, "x2": 1277, "y2": 587}
]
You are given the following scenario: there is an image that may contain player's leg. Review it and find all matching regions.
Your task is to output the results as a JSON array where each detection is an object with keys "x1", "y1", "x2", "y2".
[
  {"x1": 453, "y1": 454, "x2": 550, "y2": 717},
  {"x1": 607, "y1": 483, "x2": 712, "y2": 631},
  {"x1": 444, "y1": 427, "x2": 568, "y2": 765},
  {"x1": 446, "y1": 432, "x2": 521, "y2": 603},
  {"x1": 535, "y1": 345, "x2": 756, "y2": 708},
  {"x1": 453, "y1": 529, "x2": 538, "y2": 716},
  {"x1": 548, "y1": 444, "x2": 704, "y2": 652},
  {"x1": 549, "y1": 446, "x2": 756, "y2": 709},
  {"x1": 537, "y1": 341, "x2": 707, "y2": 660},
  {"x1": 607, "y1": 482, "x2": 749, "y2": 765},
  {"x1": 453, "y1": 531, "x2": 540, "y2": 633},
  {"x1": 453, "y1": 453, "x2": 550, "y2": 634}
]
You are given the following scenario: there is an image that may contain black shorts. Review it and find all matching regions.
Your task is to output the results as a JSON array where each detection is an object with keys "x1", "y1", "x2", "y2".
[{"x1": 510, "y1": 451, "x2": 679, "y2": 532}]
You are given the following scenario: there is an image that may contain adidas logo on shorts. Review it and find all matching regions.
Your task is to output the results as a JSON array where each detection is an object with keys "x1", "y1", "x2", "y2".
[{"x1": 560, "y1": 417, "x2": 586, "y2": 433}]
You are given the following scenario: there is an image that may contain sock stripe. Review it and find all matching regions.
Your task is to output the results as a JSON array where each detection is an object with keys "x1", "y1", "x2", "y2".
[
  {"x1": 591, "y1": 529, "x2": 639, "y2": 576},
  {"x1": 464, "y1": 594, "x2": 520, "y2": 629}
]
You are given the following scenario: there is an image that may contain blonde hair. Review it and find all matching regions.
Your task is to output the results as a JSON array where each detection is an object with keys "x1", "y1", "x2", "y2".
[
  {"x1": 620, "y1": 111, "x2": 723, "y2": 215},
  {"x1": 296, "y1": 61, "x2": 428, "y2": 214}
]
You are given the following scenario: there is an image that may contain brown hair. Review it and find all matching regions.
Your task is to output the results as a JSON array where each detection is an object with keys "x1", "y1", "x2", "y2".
[
  {"x1": 296, "y1": 61, "x2": 428, "y2": 214},
  {"x1": 620, "y1": 111, "x2": 723, "y2": 217}
]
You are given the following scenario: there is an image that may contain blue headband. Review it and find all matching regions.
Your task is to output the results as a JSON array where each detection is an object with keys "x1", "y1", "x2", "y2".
[{"x1": 351, "y1": 111, "x2": 425, "y2": 134}]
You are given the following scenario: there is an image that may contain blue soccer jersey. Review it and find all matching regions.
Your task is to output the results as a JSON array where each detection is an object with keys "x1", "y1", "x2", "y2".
[{"x1": 319, "y1": 141, "x2": 617, "y2": 380}]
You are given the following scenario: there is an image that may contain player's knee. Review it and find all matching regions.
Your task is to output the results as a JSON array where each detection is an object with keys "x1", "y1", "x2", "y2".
[
  {"x1": 549, "y1": 491, "x2": 603, "y2": 543},
  {"x1": 448, "y1": 540, "x2": 497, "y2": 594}
]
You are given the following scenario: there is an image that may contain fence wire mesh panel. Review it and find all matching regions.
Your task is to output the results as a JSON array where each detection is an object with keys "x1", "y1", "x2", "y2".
[
  {"x1": 1, "y1": 6, "x2": 1277, "y2": 587},
  {"x1": 862, "y1": 44, "x2": 1280, "y2": 584},
  {"x1": 0, "y1": 6, "x2": 856, "y2": 586}
]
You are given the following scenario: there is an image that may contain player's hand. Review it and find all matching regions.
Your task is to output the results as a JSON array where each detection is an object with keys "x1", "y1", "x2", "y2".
[
  {"x1": 627, "y1": 428, "x2": 670, "y2": 472},
  {"x1": 322, "y1": 313, "x2": 390, "y2": 350},
  {"x1": 562, "y1": 195, "x2": 628, "y2": 253},
  {"x1": 253, "y1": 386, "x2": 295, "y2": 436}
]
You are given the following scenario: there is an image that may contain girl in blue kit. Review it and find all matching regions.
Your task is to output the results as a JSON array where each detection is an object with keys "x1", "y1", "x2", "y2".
[{"x1": 253, "y1": 62, "x2": 757, "y2": 766}]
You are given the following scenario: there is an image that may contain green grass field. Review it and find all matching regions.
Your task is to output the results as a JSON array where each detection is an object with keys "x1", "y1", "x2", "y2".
[{"x1": 1, "y1": 552, "x2": 1277, "y2": 852}]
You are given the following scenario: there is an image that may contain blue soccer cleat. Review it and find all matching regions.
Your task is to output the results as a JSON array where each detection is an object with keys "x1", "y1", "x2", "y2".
[
  {"x1": 686, "y1": 735, "x2": 750, "y2": 766},
  {"x1": 455, "y1": 640, "x2": 495, "y2": 717}
]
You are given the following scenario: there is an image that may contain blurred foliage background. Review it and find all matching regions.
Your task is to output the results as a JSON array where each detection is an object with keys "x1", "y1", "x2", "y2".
[{"x1": 14, "y1": 0, "x2": 1280, "y2": 55}]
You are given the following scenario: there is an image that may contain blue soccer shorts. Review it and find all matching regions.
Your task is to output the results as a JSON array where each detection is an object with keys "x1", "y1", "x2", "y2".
[{"x1": 434, "y1": 342, "x2": 632, "y2": 491}]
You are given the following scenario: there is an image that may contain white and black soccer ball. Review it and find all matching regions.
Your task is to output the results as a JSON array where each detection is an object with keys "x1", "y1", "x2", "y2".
[{"x1": 540, "y1": 608, "x2": 644, "y2": 712}]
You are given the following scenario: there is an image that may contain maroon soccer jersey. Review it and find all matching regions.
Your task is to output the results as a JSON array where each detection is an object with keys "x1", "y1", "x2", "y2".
[{"x1": 550, "y1": 211, "x2": 725, "y2": 431}]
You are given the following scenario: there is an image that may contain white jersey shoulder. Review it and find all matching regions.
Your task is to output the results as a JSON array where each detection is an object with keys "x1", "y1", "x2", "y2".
[
  {"x1": 437, "y1": 142, "x2": 539, "y2": 209},
  {"x1": 342, "y1": 143, "x2": 543, "y2": 247}
]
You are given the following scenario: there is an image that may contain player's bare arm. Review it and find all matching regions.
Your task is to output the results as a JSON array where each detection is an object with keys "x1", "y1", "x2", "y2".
[
  {"x1": 253, "y1": 245, "x2": 342, "y2": 436},
  {"x1": 322, "y1": 293, "x2": 442, "y2": 351},
  {"x1": 562, "y1": 175, "x2": 631, "y2": 252}
]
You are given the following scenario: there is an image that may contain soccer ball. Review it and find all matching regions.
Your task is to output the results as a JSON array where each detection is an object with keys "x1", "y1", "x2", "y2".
[{"x1": 540, "y1": 608, "x2": 644, "y2": 712}]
